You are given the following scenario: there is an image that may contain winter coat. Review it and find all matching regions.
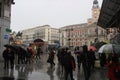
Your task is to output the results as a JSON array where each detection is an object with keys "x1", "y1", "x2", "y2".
[
  {"x1": 3, "y1": 49, "x2": 15, "y2": 60},
  {"x1": 106, "y1": 61, "x2": 120, "y2": 80},
  {"x1": 63, "y1": 53, "x2": 76, "y2": 71}
]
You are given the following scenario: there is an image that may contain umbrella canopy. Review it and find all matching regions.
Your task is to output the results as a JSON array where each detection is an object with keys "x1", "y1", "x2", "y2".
[
  {"x1": 21, "y1": 43, "x2": 29, "y2": 47},
  {"x1": 4, "y1": 44, "x2": 17, "y2": 51},
  {"x1": 93, "y1": 41, "x2": 107, "y2": 50},
  {"x1": 98, "y1": 44, "x2": 113, "y2": 53},
  {"x1": 88, "y1": 46, "x2": 97, "y2": 51},
  {"x1": 98, "y1": 44, "x2": 120, "y2": 57},
  {"x1": 34, "y1": 39, "x2": 44, "y2": 43}
]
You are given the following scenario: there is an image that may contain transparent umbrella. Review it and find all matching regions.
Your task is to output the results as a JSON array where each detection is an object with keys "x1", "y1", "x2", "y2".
[
  {"x1": 98, "y1": 44, "x2": 120, "y2": 55},
  {"x1": 98, "y1": 44, "x2": 113, "y2": 53}
]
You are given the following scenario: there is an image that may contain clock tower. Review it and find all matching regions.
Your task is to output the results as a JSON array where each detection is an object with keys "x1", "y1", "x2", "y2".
[
  {"x1": 87, "y1": 0, "x2": 100, "y2": 24},
  {"x1": 92, "y1": 0, "x2": 100, "y2": 22}
]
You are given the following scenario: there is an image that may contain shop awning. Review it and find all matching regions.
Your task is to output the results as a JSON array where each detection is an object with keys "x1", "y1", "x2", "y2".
[{"x1": 97, "y1": 0, "x2": 120, "y2": 28}]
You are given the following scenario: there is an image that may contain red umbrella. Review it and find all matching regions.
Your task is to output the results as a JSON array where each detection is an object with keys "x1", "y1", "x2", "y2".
[{"x1": 88, "y1": 46, "x2": 97, "y2": 51}]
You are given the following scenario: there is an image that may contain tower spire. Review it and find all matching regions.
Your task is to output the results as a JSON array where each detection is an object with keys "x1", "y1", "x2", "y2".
[{"x1": 93, "y1": 0, "x2": 99, "y2": 8}]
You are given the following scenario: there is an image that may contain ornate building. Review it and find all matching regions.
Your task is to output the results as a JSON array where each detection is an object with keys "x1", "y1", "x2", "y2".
[
  {"x1": 87, "y1": 0, "x2": 106, "y2": 45},
  {"x1": 21, "y1": 25, "x2": 59, "y2": 45},
  {"x1": 59, "y1": 0, "x2": 106, "y2": 48}
]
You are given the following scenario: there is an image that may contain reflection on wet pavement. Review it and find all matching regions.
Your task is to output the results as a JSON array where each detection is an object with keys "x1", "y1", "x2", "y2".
[{"x1": 0, "y1": 54, "x2": 107, "y2": 80}]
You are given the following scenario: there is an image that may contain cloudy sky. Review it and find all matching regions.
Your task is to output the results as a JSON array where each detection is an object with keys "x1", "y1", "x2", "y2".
[{"x1": 11, "y1": 0, "x2": 103, "y2": 32}]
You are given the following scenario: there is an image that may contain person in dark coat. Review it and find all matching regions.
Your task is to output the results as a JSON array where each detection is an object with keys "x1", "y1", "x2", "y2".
[
  {"x1": 100, "y1": 52, "x2": 106, "y2": 68},
  {"x1": 63, "y1": 50, "x2": 76, "y2": 80},
  {"x1": 82, "y1": 45, "x2": 92, "y2": 80},
  {"x1": 89, "y1": 49, "x2": 96, "y2": 69},
  {"x1": 106, "y1": 53, "x2": 120, "y2": 80},
  {"x1": 47, "y1": 49, "x2": 55, "y2": 68},
  {"x1": 2, "y1": 47, "x2": 15, "y2": 69},
  {"x1": 60, "y1": 48, "x2": 68, "y2": 73}
]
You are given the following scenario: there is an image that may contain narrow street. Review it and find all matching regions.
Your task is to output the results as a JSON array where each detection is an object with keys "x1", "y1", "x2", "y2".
[{"x1": 0, "y1": 53, "x2": 108, "y2": 80}]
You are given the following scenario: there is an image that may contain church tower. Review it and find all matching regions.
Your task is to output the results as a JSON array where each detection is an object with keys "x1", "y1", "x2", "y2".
[{"x1": 92, "y1": 0, "x2": 100, "y2": 22}]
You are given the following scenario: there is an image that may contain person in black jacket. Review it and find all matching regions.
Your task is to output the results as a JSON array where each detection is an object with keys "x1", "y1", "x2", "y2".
[
  {"x1": 63, "y1": 50, "x2": 75, "y2": 80},
  {"x1": 88, "y1": 49, "x2": 96, "y2": 69},
  {"x1": 100, "y1": 52, "x2": 106, "y2": 68},
  {"x1": 3, "y1": 47, "x2": 15, "y2": 69},
  {"x1": 82, "y1": 45, "x2": 92, "y2": 80}
]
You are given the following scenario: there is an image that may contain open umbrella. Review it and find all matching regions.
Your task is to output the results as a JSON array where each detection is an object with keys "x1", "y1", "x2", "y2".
[
  {"x1": 21, "y1": 43, "x2": 29, "y2": 47},
  {"x1": 98, "y1": 44, "x2": 113, "y2": 53},
  {"x1": 34, "y1": 39, "x2": 44, "y2": 46},
  {"x1": 88, "y1": 46, "x2": 97, "y2": 51},
  {"x1": 4, "y1": 44, "x2": 17, "y2": 51},
  {"x1": 98, "y1": 44, "x2": 120, "y2": 57},
  {"x1": 34, "y1": 39, "x2": 44, "y2": 43}
]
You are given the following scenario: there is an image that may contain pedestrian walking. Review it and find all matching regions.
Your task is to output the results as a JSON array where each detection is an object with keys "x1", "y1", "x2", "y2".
[
  {"x1": 47, "y1": 49, "x2": 55, "y2": 68},
  {"x1": 100, "y1": 52, "x2": 106, "y2": 68},
  {"x1": 82, "y1": 45, "x2": 92, "y2": 80},
  {"x1": 63, "y1": 50, "x2": 76, "y2": 80},
  {"x1": 89, "y1": 49, "x2": 96, "y2": 69},
  {"x1": 76, "y1": 50, "x2": 83, "y2": 71},
  {"x1": 106, "y1": 53, "x2": 120, "y2": 80},
  {"x1": 2, "y1": 47, "x2": 15, "y2": 69},
  {"x1": 25, "y1": 45, "x2": 34, "y2": 64}
]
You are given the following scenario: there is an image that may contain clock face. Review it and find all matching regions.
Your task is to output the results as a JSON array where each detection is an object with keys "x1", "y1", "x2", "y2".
[
  {"x1": 93, "y1": 9, "x2": 97, "y2": 13},
  {"x1": 94, "y1": 11, "x2": 97, "y2": 14}
]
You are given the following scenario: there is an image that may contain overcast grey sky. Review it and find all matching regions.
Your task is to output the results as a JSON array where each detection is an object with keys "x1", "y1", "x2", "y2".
[{"x1": 11, "y1": 0, "x2": 103, "y2": 32}]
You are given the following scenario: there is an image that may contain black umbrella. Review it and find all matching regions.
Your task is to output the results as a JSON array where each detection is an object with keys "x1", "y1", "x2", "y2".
[
  {"x1": 4, "y1": 44, "x2": 17, "y2": 50},
  {"x1": 94, "y1": 41, "x2": 107, "y2": 50},
  {"x1": 34, "y1": 39, "x2": 44, "y2": 42}
]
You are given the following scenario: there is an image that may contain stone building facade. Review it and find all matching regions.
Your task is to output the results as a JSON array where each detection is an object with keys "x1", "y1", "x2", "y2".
[
  {"x1": 21, "y1": 25, "x2": 59, "y2": 45},
  {"x1": 0, "y1": 0, "x2": 14, "y2": 59},
  {"x1": 59, "y1": 0, "x2": 106, "y2": 48}
]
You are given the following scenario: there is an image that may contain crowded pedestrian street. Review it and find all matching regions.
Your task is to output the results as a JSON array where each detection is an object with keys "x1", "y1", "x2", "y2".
[
  {"x1": 0, "y1": 53, "x2": 107, "y2": 80},
  {"x1": 0, "y1": 0, "x2": 120, "y2": 80}
]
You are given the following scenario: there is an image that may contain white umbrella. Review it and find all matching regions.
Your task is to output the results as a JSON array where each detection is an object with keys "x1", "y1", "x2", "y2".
[{"x1": 98, "y1": 44, "x2": 113, "y2": 53}]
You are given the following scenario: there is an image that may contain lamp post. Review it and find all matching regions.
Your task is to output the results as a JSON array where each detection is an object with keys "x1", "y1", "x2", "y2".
[
  {"x1": 95, "y1": 26, "x2": 98, "y2": 42},
  {"x1": 66, "y1": 28, "x2": 73, "y2": 49}
]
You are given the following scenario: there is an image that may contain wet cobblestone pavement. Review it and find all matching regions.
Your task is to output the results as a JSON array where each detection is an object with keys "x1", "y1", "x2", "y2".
[{"x1": 0, "y1": 54, "x2": 108, "y2": 80}]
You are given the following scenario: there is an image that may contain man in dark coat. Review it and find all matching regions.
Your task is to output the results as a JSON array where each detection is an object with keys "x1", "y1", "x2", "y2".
[
  {"x1": 100, "y1": 52, "x2": 106, "y2": 68},
  {"x1": 3, "y1": 47, "x2": 15, "y2": 69},
  {"x1": 89, "y1": 49, "x2": 96, "y2": 69},
  {"x1": 82, "y1": 45, "x2": 92, "y2": 80},
  {"x1": 63, "y1": 50, "x2": 75, "y2": 80}
]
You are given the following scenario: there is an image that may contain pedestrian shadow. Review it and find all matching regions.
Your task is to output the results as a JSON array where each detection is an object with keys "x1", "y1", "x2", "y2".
[
  {"x1": 15, "y1": 64, "x2": 33, "y2": 80},
  {"x1": 76, "y1": 66, "x2": 85, "y2": 80},
  {"x1": 46, "y1": 66, "x2": 55, "y2": 80},
  {"x1": 2, "y1": 69, "x2": 15, "y2": 80},
  {"x1": 56, "y1": 64, "x2": 65, "y2": 80}
]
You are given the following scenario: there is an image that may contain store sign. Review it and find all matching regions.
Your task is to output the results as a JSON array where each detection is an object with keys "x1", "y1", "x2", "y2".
[
  {"x1": 6, "y1": 28, "x2": 12, "y2": 32},
  {"x1": 4, "y1": 34, "x2": 9, "y2": 39}
]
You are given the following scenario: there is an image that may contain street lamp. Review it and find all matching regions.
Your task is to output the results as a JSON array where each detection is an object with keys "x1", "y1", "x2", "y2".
[
  {"x1": 95, "y1": 26, "x2": 98, "y2": 42},
  {"x1": 66, "y1": 28, "x2": 73, "y2": 48}
]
